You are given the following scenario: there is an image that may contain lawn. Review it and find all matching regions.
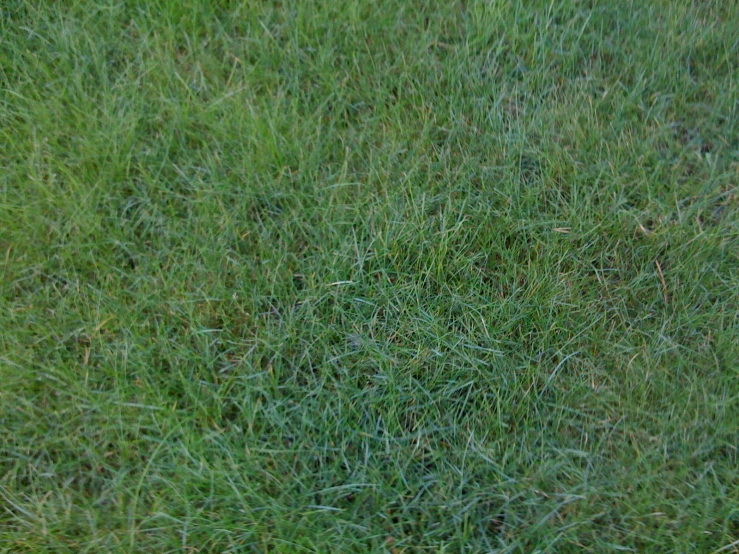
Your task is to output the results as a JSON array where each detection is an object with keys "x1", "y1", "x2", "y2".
[{"x1": 1, "y1": 0, "x2": 738, "y2": 552}]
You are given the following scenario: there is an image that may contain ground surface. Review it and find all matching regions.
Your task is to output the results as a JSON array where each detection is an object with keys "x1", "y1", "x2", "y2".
[{"x1": 1, "y1": 1, "x2": 739, "y2": 552}]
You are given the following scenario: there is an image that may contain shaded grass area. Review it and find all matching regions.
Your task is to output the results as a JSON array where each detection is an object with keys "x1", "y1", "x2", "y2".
[{"x1": 1, "y1": 0, "x2": 738, "y2": 551}]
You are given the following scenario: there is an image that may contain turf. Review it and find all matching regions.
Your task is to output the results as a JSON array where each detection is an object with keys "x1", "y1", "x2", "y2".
[{"x1": 1, "y1": 0, "x2": 738, "y2": 552}]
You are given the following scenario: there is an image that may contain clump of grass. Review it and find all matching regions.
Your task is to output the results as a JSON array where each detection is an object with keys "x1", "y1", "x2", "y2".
[{"x1": 1, "y1": 1, "x2": 738, "y2": 551}]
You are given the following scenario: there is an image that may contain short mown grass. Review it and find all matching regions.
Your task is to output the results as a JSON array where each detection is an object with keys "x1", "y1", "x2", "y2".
[{"x1": 1, "y1": 1, "x2": 738, "y2": 552}]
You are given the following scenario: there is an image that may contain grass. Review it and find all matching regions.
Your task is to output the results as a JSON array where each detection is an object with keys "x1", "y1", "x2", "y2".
[{"x1": 1, "y1": 0, "x2": 738, "y2": 551}]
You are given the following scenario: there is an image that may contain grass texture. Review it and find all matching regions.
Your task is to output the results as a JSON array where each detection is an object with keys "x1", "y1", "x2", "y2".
[{"x1": 1, "y1": 1, "x2": 739, "y2": 551}]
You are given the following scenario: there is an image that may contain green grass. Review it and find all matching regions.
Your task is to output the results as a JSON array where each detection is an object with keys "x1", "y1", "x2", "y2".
[{"x1": 1, "y1": 0, "x2": 738, "y2": 551}]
